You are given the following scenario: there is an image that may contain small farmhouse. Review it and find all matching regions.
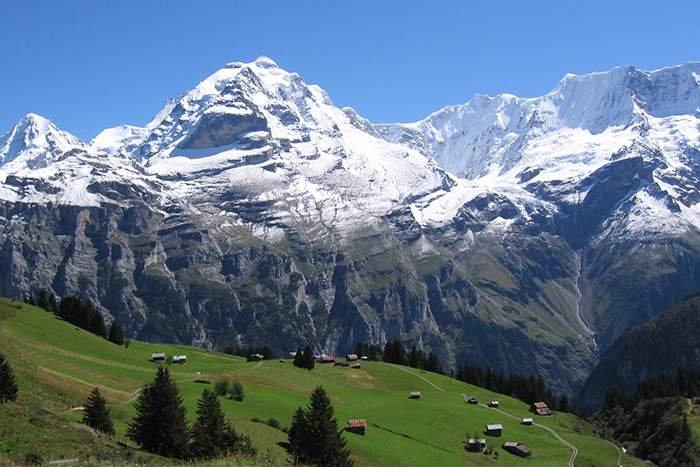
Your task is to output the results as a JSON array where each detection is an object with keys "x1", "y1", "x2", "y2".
[
  {"x1": 319, "y1": 356, "x2": 336, "y2": 364},
  {"x1": 172, "y1": 355, "x2": 187, "y2": 364},
  {"x1": 484, "y1": 424, "x2": 503, "y2": 437},
  {"x1": 487, "y1": 401, "x2": 499, "y2": 407},
  {"x1": 522, "y1": 418, "x2": 534, "y2": 425},
  {"x1": 247, "y1": 353, "x2": 264, "y2": 362},
  {"x1": 347, "y1": 419, "x2": 366, "y2": 435},
  {"x1": 467, "y1": 439, "x2": 486, "y2": 452},
  {"x1": 352, "y1": 363, "x2": 361, "y2": 369},
  {"x1": 346, "y1": 354, "x2": 358, "y2": 361},
  {"x1": 410, "y1": 392, "x2": 421, "y2": 399},
  {"x1": 151, "y1": 353, "x2": 165, "y2": 363},
  {"x1": 466, "y1": 396, "x2": 478, "y2": 404},
  {"x1": 531, "y1": 402, "x2": 552, "y2": 416},
  {"x1": 503, "y1": 442, "x2": 531, "y2": 457}
]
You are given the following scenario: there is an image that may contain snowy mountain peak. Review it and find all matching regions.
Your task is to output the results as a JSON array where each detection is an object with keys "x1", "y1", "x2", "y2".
[{"x1": 0, "y1": 113, "x2": 85, "y2": 172}]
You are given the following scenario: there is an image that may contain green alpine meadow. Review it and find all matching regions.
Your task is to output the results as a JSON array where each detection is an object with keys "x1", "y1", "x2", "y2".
[{"x1": 0, "y1": 299, "x2": 656, "y2": 466}]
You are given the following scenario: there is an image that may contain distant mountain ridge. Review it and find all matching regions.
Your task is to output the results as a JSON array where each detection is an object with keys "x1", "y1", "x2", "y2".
[
  {"x1": 1, "y1": 58, "x2": 700, "y2": 395},
  {"x1": 575, "y1": 293, "x2": 700, "y2": 411}
]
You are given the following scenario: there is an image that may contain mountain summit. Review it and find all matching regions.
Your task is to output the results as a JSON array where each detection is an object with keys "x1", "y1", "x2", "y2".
[{"x1": 1, "y1": 60, "x2": 700, "y2": 395}]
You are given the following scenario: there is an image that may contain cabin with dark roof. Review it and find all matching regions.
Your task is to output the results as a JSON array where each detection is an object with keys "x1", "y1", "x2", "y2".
[
  {"x1": 347, "y1": 419, "x2": 366, "y2": 435},
  {"x1": 467, "y1": 439, "x2": 486, "y2": 452},
  {"x1": 151, "y1": 353, "x2": 165, "y2": 363},
  {"x1": 503, "y1": 442, "x2": 531, "y2": 457},
  {"x1": 484, "y1": 424, "x2": 503, "y2": 437}
]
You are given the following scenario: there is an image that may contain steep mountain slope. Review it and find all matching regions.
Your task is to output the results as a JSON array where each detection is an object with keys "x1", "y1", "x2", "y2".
[
  {"x1": 1, "y1": 59, "x2": 699, "y2": 395},
  {"x1": 575, "y1": 293, "x2": 700, "y2": 412},
  {"x1": 377, "y1": 62, "x2": 700, "y2": 347}
]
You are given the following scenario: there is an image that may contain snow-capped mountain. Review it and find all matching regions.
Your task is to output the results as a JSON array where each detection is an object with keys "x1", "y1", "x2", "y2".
[
  {"x1": 1, "y1": 58, "x2": 700, "y2": 395},
  {"x1": 0, "y1": 113, "x2": 86, "y2": 173}
]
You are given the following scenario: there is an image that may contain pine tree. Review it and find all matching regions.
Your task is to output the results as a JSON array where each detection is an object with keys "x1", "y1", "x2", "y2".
[
  {"x1": 190, "y1": 388, "x2": 228, "y2": 458},
  {"x1": 48, "y1": 292, "x2": 58, "y2": 314},
  {"x1": 108, "y1": 320, "x2": 124, "y2": 345},
  {"x1": 0, "y1": 353, "x2": 19, "y2": 404},
  {"x1": 303, "y1": 345, "x2": 316, "y2": 370},
  {"x1": 82, "y1": 387, "x2": 115, "y2": 435},
  {"x1": 37, "y1": 289, "x2": 49, "y2": 311},
  {"x1": 127, "y1": 367, "x2": 190, "y2": 459},
  {"x1": 288, "y1": 386, "x2": 352, "y2": 466},
  {"x1": 86, "y1": 300, "x2": 107, "y2": 338}
]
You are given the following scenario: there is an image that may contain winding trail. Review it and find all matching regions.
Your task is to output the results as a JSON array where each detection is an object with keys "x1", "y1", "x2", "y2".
[
  {"x1": 396, "y1": 366, "x2": 445, "y2": 392},
  {"x1": 459, "y1": 393, "x2": 579, "y2": 466},
  {"x1": 390, "y1": 365, "x2": 580, "y2": 466}
]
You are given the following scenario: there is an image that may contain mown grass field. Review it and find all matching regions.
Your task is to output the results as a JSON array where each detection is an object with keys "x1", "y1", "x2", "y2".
[{"x1": 0, "y1": 299, "x2": 648, "y2": 466}]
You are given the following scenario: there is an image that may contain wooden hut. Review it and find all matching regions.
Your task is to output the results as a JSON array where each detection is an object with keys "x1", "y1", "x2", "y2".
[
  {"x1": 531, "y1": 402, "x2": 552, "y2": 416},
  {"x1": 503, "y1": 442, "x2": 531, "y2": 457},
  {"x1": 347, "y1": 419, "x2": 366, "y2": 435},
  {"x1": 410, "y1": 392, "x2": 421, "y2": 399},
  {"x1": 151, "y1": 353, "x2": 165, "y2": 363},
  {"x1": 467, "y1": 439, "x2": 486, "y2": 452},
  {"x1": 484, "y1": 424, "x2": 503, "y2": 437}
]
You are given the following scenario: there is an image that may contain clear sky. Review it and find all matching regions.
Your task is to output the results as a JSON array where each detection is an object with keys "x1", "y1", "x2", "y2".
[{"x1": 1, "y1": 1, "x2": 698, "y2": 142}]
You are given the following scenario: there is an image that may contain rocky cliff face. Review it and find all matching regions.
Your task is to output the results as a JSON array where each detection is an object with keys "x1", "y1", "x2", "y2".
[{"x1": 1, "y1": 59, "x2": 700, "y2": 395}]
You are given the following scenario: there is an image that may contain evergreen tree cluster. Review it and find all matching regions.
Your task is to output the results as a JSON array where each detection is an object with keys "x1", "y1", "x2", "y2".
[
  {"x1": 288, "y1": 386, "x2": 352, "y2": 466},
  {"x1": 127, "y1": 367, "x2": 255, "y2": 460},
  {"x1": 355, "y1": 339, "x2": 444, "y2": 374},
  {"x1": 0, "y1": 353, "x2": 18, "y2": 404},
  {"x1": 293, "y1": 346, "x2": 316, "y2": 370},
  {"x1": 353, "y1": 341, "x2": 383, "y2": 361},
  {"x1": 455, "y1": 360, "x2": 574, "y2": 414},
  {"x1": 27, "y1": 289, "x2": 126, "y2": 346},
  {"x1": 58, "y1": 294, "x2": 107, "y2": 338},
  {"x1": 593, "y1": 368, "x2": 700, "y2": 467},
  {"x1": 600, "y1": 368, "x2": 700, "y2": 413}
]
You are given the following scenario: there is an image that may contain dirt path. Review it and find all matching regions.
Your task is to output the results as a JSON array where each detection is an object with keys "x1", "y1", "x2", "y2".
[
  {"x1": 460, "y1": 393, "x2": 579, "y2": 466},
  {"x1": 395, "y1": 366, "x2": 445, "y2": 392}
]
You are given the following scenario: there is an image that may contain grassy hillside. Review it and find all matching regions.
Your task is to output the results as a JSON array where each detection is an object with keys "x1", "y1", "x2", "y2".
[{"x1": 0, "y1": 299, "x2": 646, "y2": 466}]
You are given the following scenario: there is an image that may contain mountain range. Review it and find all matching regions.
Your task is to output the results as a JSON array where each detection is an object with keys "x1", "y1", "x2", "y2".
[{"x1": 2, "y1": 57, "x2": 700, "y2": 395}]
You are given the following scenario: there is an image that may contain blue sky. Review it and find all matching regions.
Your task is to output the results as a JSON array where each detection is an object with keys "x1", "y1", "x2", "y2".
[{"x1": 1, "y1": 1, "x2": 698, "y2": 142}]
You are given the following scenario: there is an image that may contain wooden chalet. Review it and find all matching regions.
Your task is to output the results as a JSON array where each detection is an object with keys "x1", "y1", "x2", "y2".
[
  {"x1": 522, "y1": 417, "x2": 534, "y2": 425},
  {"x1": 151, "y1": 353, "x2": 165, "y2": 363},
  {"x1": 531, "y1": 402, "x2": 552, "y2": 416},
  {"x1": 352, "y1": 363, "x2": 361, "y2": 369},
  {"x1": 410, "y1": 392, "x2": 421, "y2": 399},
  {"x1": 466, "y1": 396, "x2": 478, "y2": 404},
  {"x1": 346, "y1": 354, "x2": 359, "y2": 361},
  {"x1": 467, "y1": 439, "x2": 486, "y2": 452},
  {"x1": 247, "y1": 353, "x2": 264, "y2": 362},
  {"x1": 172, "y1": 355, "x2": 187, "y2": 364},
  {"x1": 487, "y1": 401, "x2": 499, "y2": 407},
  {"x1": 503, "y1": 442, "x2": 531, "y2": 458},
  {"x1": 484, "y1": 424, "x2": 503, "y2": 437},
  {"x1": 347, "y1": 419, "x2": 366, "y2": 435},
  {"x1": 319, "y1": 356, "x2": 336, "y2": 364}
]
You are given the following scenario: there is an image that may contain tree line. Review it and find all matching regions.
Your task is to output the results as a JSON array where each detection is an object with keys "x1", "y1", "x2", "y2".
[
  {"x1": 26, "y1": 289, "x2": 124, "y2": 346},
  {"x1": 455, "y1": 360, "x2": 574, "y2": 413},
  {"x1": 355, "y1": 338, "x2": 444, "y2": 374},
  {"x1": 593, "y1": 368, "x2": 700, "y2": 466},
  {"x1": 224, "y1": 343, "x2": 273, "y2": 360}
]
